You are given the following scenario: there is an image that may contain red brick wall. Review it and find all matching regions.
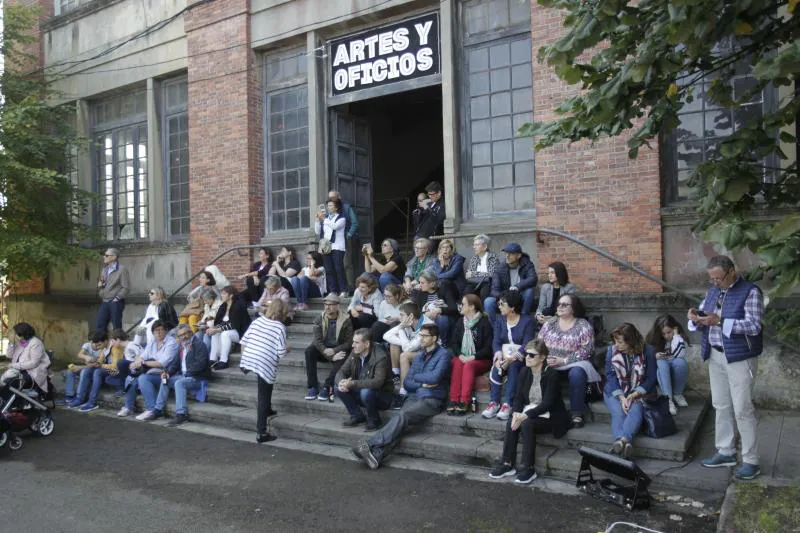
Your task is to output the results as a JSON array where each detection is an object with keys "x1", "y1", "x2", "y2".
[
  {"x1": 531, "y1": 3, "x2": 663, "y2": 293},
  {"x1": 185, "y1": 0, "x2": 264, "y2": 285}
]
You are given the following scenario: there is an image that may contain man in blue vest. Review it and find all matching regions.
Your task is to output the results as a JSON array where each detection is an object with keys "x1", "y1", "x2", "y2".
[
  {"x1": 688, "y1": 255, "x2": 763, "y2": 480},
  {"x1": 328, "y1": 190, "x2": 359, "y2": 295}
]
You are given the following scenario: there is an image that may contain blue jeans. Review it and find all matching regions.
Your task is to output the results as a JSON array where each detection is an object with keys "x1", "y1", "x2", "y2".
[
  {"x1": 336, "y1": 387, "x2": 393, "y2": 425},
  {"x1": 296, "y1": 276, "x2": 322, "y2": 304},
  {"x1": 97, "y1": 299, "x2": 125, "y2": 331},
  {"x1": 657, "y1": 357, "x2": 689, "y2": 398},
  {"x1": 375, "y1": 271, "x2": 402, "y2": 291},
  {"x1": 194, "y1": 331, "x2": 212, "y2": 352},
  {"x1": 324, "y1": 250, "x2": 347, "y2": 294},
  {"x1": 73, "y1": 367, "x2": 110, "y2": 407},
  {"x1": 125, "y1": 373, "x2": 162, "y2": 412},
  {"x1": 484, "y1": 288, "x2": 535, "y2": 322},
  {"x1": 63, "y1": 370, "x2": 78, "y2": 399},
  {"x1": 155, "y1": 375, "x2": 202, "y2": 415},
  {"x1": 288, "y1": 276, "x2": 302, "y2": 299},
  {"x1": 604, "y1": 393, "x2": 645, "y2": 442},
  {"x1": 489, "y1": 360, "x2": 525, "y2": 404},
  {"x1": 561, "y1": 366, "x2": 588, "y2": 416}
]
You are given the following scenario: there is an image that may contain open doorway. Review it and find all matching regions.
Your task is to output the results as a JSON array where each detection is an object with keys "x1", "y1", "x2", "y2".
[{"x1": 330, "y1": 85, "x2": 444, "y2": 253}]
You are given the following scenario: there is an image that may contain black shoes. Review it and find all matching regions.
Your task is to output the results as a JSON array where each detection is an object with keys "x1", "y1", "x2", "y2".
[
  {"x1": 211, "y1": 361, "x2": 229, "y2": 371},
  {"x1": 257, "y1": 433, "x2": 277, "y2": 443},
  {"x1": 343, "y1": 416, "x2": 366, "y2": 427},
  {"x1": 364, "y1": 420, "x2": 382, "y2": 432},
  {"x1": 391, "y1": 394, "x2": 406, "y2": 410},
  {"x1": 167, "y1": 414, "x2": 189, "y2": 427}
]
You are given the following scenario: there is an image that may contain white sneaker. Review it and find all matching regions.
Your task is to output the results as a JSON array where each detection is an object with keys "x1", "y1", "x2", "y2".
[
  {"x1": 136, "y1": 410, "x2": 155, "y2": 421},
  {"x1": 668, "y1": 399, "x2": 678, "y2": 416},
  {"x1": 497, "y1": 403, "x2": 512, "y2": 421},
  {"x1": 673, "y1": 394, "x2": 689, "y2": 408},
  {"x1": 339, "y1": 292, "x2": 349, "y2": 299},
  {"x1": 481, "y1": 401, "x2": 500, "y2": 419},
  {"x1": 117, "y1": 407, "x2": 131, "y2": 417}
]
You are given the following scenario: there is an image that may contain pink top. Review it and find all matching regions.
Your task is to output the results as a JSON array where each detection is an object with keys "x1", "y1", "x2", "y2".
[{"x1": 8, "y1": 337, "x2": 50, "y2": 392}]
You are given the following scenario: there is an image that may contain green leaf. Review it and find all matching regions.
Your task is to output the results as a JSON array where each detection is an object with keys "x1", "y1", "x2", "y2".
[
  {"x1": 771, "y1": 215, "x2": 800, "y2": 240},
  {"x1": 723, "y1": 180, "x2": 750, "y2": 202}
]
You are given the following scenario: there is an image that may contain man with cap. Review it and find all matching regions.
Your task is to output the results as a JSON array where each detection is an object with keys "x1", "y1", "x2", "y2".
[
  {"x1": 304, "y1": 293, "x2": 354, "y2": 401},
  {"x1": 97, "y1": 247, "x2": 130, "y2": 331},
  {"x1": 485, "y1": 243, "x2": 538, "y2": 323}
]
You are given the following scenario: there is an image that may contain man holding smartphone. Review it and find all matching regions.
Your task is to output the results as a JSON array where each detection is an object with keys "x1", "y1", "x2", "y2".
[{"x1": 688, "y1": 255, "x2": 763, "y2": 480}]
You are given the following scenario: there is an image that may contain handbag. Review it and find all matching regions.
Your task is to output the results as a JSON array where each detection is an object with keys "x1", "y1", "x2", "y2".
[
  {"x1": 642, "y1": 395, "x2": 678, "y2": 438},
  {"x1": 585, "y1": 381, "x2": 603, "y2": 403},
  {"x1": 318, "y1": 238, "x2": 332, "y2": 255}
]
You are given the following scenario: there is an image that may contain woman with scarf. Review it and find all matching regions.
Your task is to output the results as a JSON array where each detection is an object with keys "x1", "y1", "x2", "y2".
[
  {"x1": 603, "y1": 323, "x2": 658, "y2": 459},
  {"x1": 447, "y1": 294, "x2": 493, "y2": 415}
]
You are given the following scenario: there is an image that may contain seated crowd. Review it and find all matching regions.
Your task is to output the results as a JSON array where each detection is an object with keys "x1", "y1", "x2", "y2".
[{"x1": 47, "y1": 186, "x2": 693, "y2": 483}]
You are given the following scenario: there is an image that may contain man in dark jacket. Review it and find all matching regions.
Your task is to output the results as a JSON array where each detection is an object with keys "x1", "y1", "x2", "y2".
[
  {"x1": 97, "y1": 247, "x2": 130, "y2": 331},
  {"x1": 414, "y1": 181, "x2": 446, "y2": 239},
  {"x1": 152, "y1": 324, "x2": 211, "y2": 426},
  {"x1": 335, "y1": 328, "x2": 394, "y2": 430},
  {"x1": 485, "y1": 242, "x2": 538, "y2": 323},
  {"x1": 351, "y1": 324, "x2": 451, "y2": 469},
  {"x1": 305, "y1": 293, "x2": 354, "y2": 401}
]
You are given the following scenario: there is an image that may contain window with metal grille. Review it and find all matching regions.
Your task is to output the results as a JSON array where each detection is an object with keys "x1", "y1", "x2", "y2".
[
  {"x1": 93, "y1": 90, "x2": 148, "y2": 241},
  {"x1": 461, "y1": 0, "x2": 534, "y2": 218},
  {"x1": 265, "y1": 48, "x2": 309, "y2": 232},
  {"x1": 163, "y1": 77, "x2": 189, "y2": 237}
]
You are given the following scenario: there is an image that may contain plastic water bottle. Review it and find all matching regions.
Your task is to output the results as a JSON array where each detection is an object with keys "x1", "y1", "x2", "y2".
[{"x1": 470, "y1": 395, "x2": 478, "y2": 413}]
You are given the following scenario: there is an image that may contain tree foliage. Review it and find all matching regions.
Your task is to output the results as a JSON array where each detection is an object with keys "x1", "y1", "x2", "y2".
[
  {"x1": 0, "y1": 5, "x2": 95, "y2": 281},
  {"x1": 522, "y1": 0, "x2": 800, "y2": 344}
]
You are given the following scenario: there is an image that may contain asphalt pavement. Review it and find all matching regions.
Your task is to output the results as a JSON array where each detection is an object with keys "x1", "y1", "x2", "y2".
[{"x1": 0, "y1": 411, "x2": 717, "y2": 533}]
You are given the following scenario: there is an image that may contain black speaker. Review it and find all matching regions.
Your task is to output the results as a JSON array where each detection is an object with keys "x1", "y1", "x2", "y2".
[{"x1": 575, "y1": 445, "x2": 651, "y2": 511}]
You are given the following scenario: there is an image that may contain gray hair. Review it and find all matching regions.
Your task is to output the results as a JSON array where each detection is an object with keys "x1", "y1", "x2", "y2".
[
  {"x1": 473, "y1": 234, "x2": 491, "y2": 247},
  {"x1": 175, "y1": 324, "x2": 192, "y2": 336},
  {"x1": 106, "y1": 247, "x2": 121, "y2": 258},
  {"x1": 266, "y1": 275, "x2": 281, "y2": 289},
  {"x1": 382, "y1": 238, "x2": 400, "y2": 254},
  {"x1": 418, "y1": 270, "x2": 438, "y2": 286},
  {"x1": 706, "y1": 255, "x2": 735, "y2": 271},
  {"x1": 414, "y1": 237, "x2": 431, "y2": 250}
]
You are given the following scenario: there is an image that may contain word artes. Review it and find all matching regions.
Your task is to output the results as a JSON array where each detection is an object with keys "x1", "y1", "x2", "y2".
[{"x1": 330, "y1": 14, "x2": 440, "y2": 95}]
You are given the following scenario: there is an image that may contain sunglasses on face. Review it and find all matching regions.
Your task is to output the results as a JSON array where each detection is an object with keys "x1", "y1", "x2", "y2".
[{"x1": 525, "y1": 352, "x2": 540, "y2": 358}]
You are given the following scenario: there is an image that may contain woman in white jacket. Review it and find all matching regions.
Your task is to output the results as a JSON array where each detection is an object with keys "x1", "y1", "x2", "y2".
[
  {"x1": 382, "y1": 301, "x2": 432, "y2": 407},
  {"x1": 315, "y1": 198, "x2": 347, "y2": 296}
]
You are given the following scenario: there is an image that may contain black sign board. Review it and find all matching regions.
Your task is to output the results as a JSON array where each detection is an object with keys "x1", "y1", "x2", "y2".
[{"x1": 329, "y1": 12, "x2": 440, "y2": 96}]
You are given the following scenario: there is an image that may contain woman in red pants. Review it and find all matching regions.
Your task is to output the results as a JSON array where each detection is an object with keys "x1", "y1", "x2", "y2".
[{"x1": 447, "y1": 294, "x2": 494, "y2": 415}]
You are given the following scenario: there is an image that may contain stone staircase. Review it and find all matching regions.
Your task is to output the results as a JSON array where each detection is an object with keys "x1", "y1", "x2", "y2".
[{"x1": 95, "y1": 298, "x2": 717, "y2": 490}]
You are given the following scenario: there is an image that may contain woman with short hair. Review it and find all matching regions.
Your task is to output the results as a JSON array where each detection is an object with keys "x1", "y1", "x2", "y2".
[
  {"x1": 364, "y1": 238, "x2": 406, "y2": 291},
  {"x1": 465, "y1": 234, "x2": 500, "y2": 301},
  {"x1": 403, "y1": 237, "x2": 436, "y2": 293},
  {"x1": 604, "y1": 323, "x2": 658, "y2": 458},
  {"x1": 240, "y1": 299, "x2": 289, "y2": 443},
  {"x1": 535, "y1": 262, "x2": 576, "y2": 325},
  {"x1": 2, "y1": 322, "x2": 49, "y2": 399},
  {"x1": 447, "y1": 294, "x2": 493, "y2": 415},
  {"x1": 536, "y1": 293, "x2": 601, "y2": 428},
  {"x1": 432, "y1": 238, "x2": 467, "y2": 296},
  {"x1": 348, "y1": 274, "x2": 384, "y2": 330},
  {"x1": 208, "y1": 286, "x2": 251, "y2": 370}
]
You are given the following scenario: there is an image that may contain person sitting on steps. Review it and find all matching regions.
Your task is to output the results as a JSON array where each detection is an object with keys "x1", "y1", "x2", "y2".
[
  {"x1": 646, "y1": 314, "x2": 690, "y2": 416},
  {"x1": 208, "y1": 286, "x2": 251, "y2": 371},
  {"x1": 431, "y1": 238, "x2": 467, "y2": 296},
  {"x1": 351, "y1": 323, "x2": 451, "y2": 470},
  {"x1": 347, "y1": 274, "x2": 384, "y2": 331},
  {"x1": 464, "y1": 234, "x2": 500, "y2": 302},
  {"x1": 334, "y1": 328, "x2": 394, "y2": 431},
  {"x1": 382, "y1": 301, "x2": 433, "y2": 409},
  {"x1": 363, "y1": 238, "x2": 406, "y2": 291},
  {"x1": 447, "y1": 294, "x2": 494, "y2": 416},
  {"x1": 489, "y1": 339, "x2": 569, "y2": 484},
  {"x1": 304, "y1": 293, "x2": 354, "y2": 402},
  {"x1": 485, "y1": 242, "x2": 538, "y2": 324},
  {"x1": 535, "y1": 261, "x2": 576, "y2": 327},
  {"x1": 403, "y1": 237, "x2": 437, "y2": 293},
  {"x1": 61, "y1": 330, "x2": 111, "y2": 407}
]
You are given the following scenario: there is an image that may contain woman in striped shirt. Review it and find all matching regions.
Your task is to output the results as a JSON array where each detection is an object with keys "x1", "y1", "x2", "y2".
[
  {"x1": 646, "y1": 315, "x2": 690, "y2": 416},
  {"x1": 240, "y1": 299, "x2": 289, "y2": 443}
]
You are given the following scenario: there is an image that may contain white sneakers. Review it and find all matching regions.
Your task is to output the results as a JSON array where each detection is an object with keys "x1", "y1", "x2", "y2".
[
  {"x1": 117, "y1": 407, "x2": 130, "y2": 417},
  {"x1": 673, "y1": 394, "x2": 689, "y2": 408},
  {"x1": 136, "y1": 410, "x2": 156, "y2": 421},
  {"x1": 668, "y1": 399, "x2": 678, "y2": 416},
  {"x1": 496, "y1": 404, "x2": 512, "y2": 421},
  {"x1": 481, "y1": 402, "x2": 500, "y2": 419}
]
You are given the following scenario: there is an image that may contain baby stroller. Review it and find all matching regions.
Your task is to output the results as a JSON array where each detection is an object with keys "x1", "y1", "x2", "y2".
[{"x1": 0, "y1": 367, "x2": 56, "y2": 453}]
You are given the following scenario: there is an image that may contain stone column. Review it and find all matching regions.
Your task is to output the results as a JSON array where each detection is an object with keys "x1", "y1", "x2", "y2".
[{"x1": 440, "y1": 0, "x2": 460, "y2": 234}]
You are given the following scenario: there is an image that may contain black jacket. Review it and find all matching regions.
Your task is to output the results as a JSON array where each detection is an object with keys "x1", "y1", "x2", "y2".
[
  {"x1": 411, "y1": 284, "x2": 460, "y2": 317},
  {"x1": 491, "y1": 253, "x2": 538, "y2": 297},
  {"x1": 157, "y1": 301, "x2": 179, "y2": 331},
  {"x1": 214, "y1": 296, "x2": 251, "y2": 337},
  {"x1": 166, "y1": 336, "x2": 211, "y2": 379},
  {"x1": 414, "y1": 200, "x2": 446, "y2": 239},
  {"x1": 512, "y1": 366, "x2": 570, "y2": 439},
  {"x1": 450, "y1": 315, "x2": 494, "y2": 360}
]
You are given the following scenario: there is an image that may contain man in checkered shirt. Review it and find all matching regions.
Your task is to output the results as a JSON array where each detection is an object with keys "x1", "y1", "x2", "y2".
[{"x1": 688, "y1": 255, "x2": 764, "y2": 480}]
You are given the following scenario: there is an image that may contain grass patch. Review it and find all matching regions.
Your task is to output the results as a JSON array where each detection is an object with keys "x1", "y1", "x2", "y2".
[{"x1": 731, "y1": 483, "x2": 800, "y2": 533}]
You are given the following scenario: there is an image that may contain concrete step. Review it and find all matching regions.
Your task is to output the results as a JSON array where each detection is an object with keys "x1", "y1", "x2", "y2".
[
  {"x1": 91, "y1": 391, "x2": 725, "y2": 492},
  {"x1": 165, "y1": 378, "x2": 705, "y2": 461}
]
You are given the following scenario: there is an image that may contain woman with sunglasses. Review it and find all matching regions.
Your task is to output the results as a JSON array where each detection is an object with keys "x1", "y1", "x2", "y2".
[
  {"x1": 489, "y1": 339, "x2": 569, "y2": 484},
  {"x1": 136, "y1": 286, "x2": 178, "y2": 346},
  {"x1": 482, "y1": 290, "x2": 536, "y2": 421},
  {"x1": 536, "y1": 293, "x2": 601, "y2": 428}
]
